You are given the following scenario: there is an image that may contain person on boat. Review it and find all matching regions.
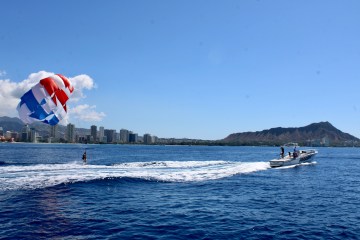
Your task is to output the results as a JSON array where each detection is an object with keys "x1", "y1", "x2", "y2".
[
  {"x1": 280, "y1": 146, "x2": 284, "y2": 158},
  {"x1": 82, "y1": 151, "x2": 87, "y2": 163},
  {"x1": 293, "y1": 146, "x2": 298, "y2": 158}
]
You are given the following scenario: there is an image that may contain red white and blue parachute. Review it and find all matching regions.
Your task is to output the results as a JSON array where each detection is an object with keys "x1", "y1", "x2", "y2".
[{"x1": 17, "y1": 74, "x2": 74, "y2": 125}]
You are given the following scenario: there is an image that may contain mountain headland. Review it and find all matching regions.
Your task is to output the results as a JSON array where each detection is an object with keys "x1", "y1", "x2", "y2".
[{"x1": 221, "y1": 122, "x2": 359, "y2": 147}]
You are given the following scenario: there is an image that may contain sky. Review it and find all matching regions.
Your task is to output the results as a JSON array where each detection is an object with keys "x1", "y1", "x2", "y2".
[{"x1": 1, "y1": 0, "x2": 360, "y2": 140}]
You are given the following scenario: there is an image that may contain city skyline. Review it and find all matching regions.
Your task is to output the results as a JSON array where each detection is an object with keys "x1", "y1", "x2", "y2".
[
  {"x1": 1, "y1": 1, "x2": 360, "y2": 139},
  {"x1": 0, "y1": 120, "x2": 159, "y2": 144}
]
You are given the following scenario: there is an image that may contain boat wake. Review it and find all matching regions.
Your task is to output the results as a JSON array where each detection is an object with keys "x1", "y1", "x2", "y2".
[{"x1": 0, "y1": 160, "x2": 270, "y2": 190}]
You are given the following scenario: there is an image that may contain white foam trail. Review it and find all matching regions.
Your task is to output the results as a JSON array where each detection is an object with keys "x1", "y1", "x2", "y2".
[
  {"x1": 114, "y1": 160, "x2": 229, "y2": 168},
  {"x1": 0, "y1": 161, "x2": 271, "y2": 191}
]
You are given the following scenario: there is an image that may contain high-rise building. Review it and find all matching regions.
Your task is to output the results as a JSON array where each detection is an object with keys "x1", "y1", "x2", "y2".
[
  {"x1": 99, "y1": 126, "x2": 105, "y2": 143},
  {"x1": 21, "y1": 125, "x2": 30, "y2": 142},
  {"x1": 120, "y1": 129, "x2": 129, "y2": 143},
  {"x1": 50, "y1": 125, "x2": 58, "y2": 140},
  {"x1": 104, "y1": 129, "x2": 116, "y2": 143},
  {"x1": 0, "y1": 127, "x2": 3, "y2": 136},
  {"x1": 115, "y1": 132, "x2": 120, "y2": 143},
  {"x1": 143, "y1": 134, "x2": 153, "y2": 144},
  {"x1": 129, "y1": 132, "x2": 138, "y2": 143},
  {"x1": 66, "y1": 123, "x2": 75, "y2": 143},
  {"x1": 30, "y1": 128, "x2": 38, "y2": 143},
  {"x1": 91, "y1": 125, "x2": 97, "y2": 143}
]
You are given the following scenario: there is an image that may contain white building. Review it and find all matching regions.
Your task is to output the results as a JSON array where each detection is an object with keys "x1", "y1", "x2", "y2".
[
  {"x1": 120, "y1": 129, "x2": 129, "y2": 143},
  {"x1": 30, "y1": 128, "x2": 38, "y2": 143},
  {"x1": 66, "y1": 123, "x2": 75, "y2": 143},
  {"x1": 99, "y1": 126, "x2": 104, "y2": 143}
]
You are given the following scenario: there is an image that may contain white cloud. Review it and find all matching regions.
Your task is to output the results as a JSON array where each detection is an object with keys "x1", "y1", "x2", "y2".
[
  {"x1": 0, "y1": 79, "x2": 21, "y2": 117},
  {"x1": 68, "y1": 74, "x2": 96, "y2": 102},
  {"x1": 0, "y1": 70, "x2": 105, "y2": 123},
  {"x1": 69, "y1": 104, "x2": 106, "y2": 122}
]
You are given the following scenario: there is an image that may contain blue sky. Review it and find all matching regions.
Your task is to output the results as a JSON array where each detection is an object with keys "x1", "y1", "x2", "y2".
[{"x1": 1, "y1": 0, "x2": 360, "y2": 140}]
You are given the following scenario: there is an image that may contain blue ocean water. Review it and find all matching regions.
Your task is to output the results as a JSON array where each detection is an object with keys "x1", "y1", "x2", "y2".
[{"x1": 0, "y1": 143, "x2": 359, "y2": 239}]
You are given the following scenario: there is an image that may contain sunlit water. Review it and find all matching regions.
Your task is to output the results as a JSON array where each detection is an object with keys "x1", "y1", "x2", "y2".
[{"x1": 1, "y1": 144, "x2": 359, "y2": 239}]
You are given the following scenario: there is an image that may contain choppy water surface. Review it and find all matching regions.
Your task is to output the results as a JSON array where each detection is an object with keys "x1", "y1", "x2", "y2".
[{"x1": 1, "y1": 144, "x2": 359, "y2": 239}]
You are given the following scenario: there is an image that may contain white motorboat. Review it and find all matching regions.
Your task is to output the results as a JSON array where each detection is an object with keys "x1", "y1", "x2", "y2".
[{"x1": 269, "y1": 144, "x2": 318, "y2": 168}]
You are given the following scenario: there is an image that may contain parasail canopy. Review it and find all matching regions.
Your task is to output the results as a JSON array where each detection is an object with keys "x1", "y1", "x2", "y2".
[{"x1": 17, "y1": 74, "x2": 74, "y2": 126}]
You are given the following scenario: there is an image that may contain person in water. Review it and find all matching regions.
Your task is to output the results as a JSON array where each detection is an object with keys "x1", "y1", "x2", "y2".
[
  {"x1": 280, "y1": 146, "x2": 284, "y2": 158},
  {"x1": 82, "y1": 151, "x2": 87, "y2": 163}
]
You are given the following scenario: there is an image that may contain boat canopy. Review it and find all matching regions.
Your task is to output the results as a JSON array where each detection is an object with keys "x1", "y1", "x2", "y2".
[{"x1": 283, "y1": 142, "x2": 299, "y2": 147}]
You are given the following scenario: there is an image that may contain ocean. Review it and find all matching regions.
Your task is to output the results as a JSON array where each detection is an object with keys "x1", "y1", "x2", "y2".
[{"x1": 0, "y1": 143, "x2": 359, "y2": 239}]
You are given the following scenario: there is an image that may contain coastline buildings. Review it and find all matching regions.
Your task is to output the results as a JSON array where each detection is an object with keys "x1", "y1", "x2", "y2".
[
  {"x1": 120, "y1": 129, "x2": 129, "y2": 143},
  {"x1": 0, "y1": 127, "x2": 3, "y2": 141},
  {"x1": 104, "y1": 129, "x2": 116, "y2": 143},
  {"x1": 0, "y1": 121, "x2": 159, "y2": 144},
  {"x1": 99, "y1": 126, "x2": 105, "y2": 143},
  {"x1": 66, "y1": 123, "x2": 75, "y2": 143},
  {"x1": 0, "y1": 127, "x2": 3, "y2": 136},
  {"x1": 3, "y1": 131, "x2": 18, "y2": 142},
  {"x1": 50, "y1": 125, "x2": 57, "y2": 139},
  {"x1": 49, "y1": 125, "x2": 59, "y2": 143},
  {"x1": 143, "y1": 133, "x2": 156, "y2": 144},
  {"x1": 91, "y1": 125, "x2": 97, "y2": 143},
  {"x1": 30, "y1": 128, "x2": 38, "y2": 143},
  {"x1": 21, "y1": 125, "x2": 30, "y2": 142},
  {"x1": 129, "y1": 132, "x2": 138, "y2": 143}
]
